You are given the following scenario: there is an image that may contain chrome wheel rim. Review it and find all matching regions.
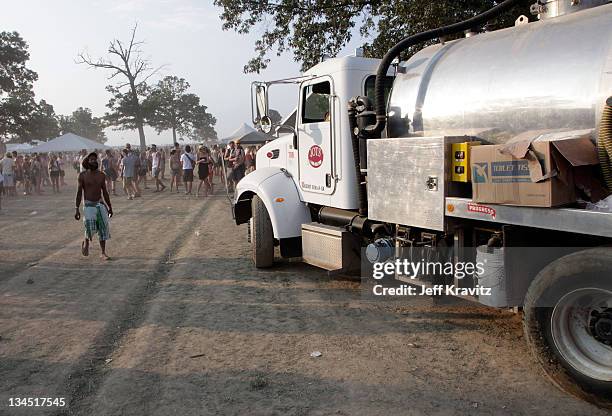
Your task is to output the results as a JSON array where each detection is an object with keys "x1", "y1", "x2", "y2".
[{"x1": 551, "y1": 288, "x2": 612, "y2": 382}]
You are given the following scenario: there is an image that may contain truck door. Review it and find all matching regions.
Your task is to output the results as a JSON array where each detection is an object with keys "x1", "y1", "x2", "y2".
[{"x1": 297, "y1": 77, "x2": 335, "y2": 195}]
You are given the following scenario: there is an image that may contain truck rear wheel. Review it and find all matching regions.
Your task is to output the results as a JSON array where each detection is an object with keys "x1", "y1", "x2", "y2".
[
  {"x1": 523, "y1": 248, "x2": 612, "y2": 409},
  {"x1": 251, "y1": 195, "x2": 274, "y2": 268}
]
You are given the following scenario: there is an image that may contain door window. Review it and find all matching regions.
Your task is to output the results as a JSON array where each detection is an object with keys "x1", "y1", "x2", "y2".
[{"x1": 301, "y1": 81, "x2": 331, "y2": 124}]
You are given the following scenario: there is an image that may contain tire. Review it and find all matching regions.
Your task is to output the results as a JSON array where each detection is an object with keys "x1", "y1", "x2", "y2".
[
  {"x1": 523, "y1": 247, "x2": 612, "y2": 409},
  {"x1": 251, "y1": 195, "x2": 274, "y2": 268}
]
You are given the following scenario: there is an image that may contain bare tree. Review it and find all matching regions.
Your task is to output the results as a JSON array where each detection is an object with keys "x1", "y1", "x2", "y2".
[{"x1": 77, "y1": 24, "x2": 161, "y2": 151}]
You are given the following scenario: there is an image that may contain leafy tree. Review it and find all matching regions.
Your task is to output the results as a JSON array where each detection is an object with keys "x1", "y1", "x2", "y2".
[
  {"x1": 24, "y1": 99, "x2": 60, "y2": 141},
  {"x1": 60, "y1": 107, "x2": 107, "y2": 143},
  {"x1": 214, "y1": 0, "x2": 532, "y2": 73},
  {"x1": 0, "y1": 95, "x2": 60, "y2": 143},
  {"x1": 77, "y1": 25, "x2": 160, "y2": 150},
  {"x1": 0, "y1": 31, "x2": 41, "y2": 143},
  {"x1": 103, "y1": 83, "x2": 150, "y2": 141},
  {"x1": 189, "y1": 105, "x2": 218, "y2": 142},
  {"x1": 146, "y1": 76, "x2": 217, "y2": 143},
  {"x1": 0, "y1": 31, "x2": 38, "y2": 94},
  {"x1": 0, "y1": 89, "x2": 37, "y2": 142}
]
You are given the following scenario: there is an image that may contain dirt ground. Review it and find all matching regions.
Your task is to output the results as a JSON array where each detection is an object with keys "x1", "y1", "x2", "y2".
[{"x1": 0, "y1": 170, "x2": 608, "y2": 416}]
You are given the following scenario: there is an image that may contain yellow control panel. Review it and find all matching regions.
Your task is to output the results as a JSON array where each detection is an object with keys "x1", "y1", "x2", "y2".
[{"x1": 451, "y1": 142, "x2": 480, "y2": 182}]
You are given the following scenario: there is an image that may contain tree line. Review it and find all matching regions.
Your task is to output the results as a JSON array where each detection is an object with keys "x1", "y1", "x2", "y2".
[{"x1": 0, "y1": 26, "x2": 217, "y2": 147}]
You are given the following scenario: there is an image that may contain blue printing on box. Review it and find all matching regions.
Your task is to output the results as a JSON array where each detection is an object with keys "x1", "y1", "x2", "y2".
[{"x1": 491, "y1": 160, "x2": 530, "y2": 177}]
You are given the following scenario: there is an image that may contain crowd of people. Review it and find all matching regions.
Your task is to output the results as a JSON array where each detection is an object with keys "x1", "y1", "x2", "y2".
[
  {"x1": 0, "y1": 151, "x2": 70, "y2": 199},
  {"x1": 93, "y1": 140, "x2": 257, "y2": 200},
  {"x1": 0, "y1": 140, "x2": 260, "y2": 209}
]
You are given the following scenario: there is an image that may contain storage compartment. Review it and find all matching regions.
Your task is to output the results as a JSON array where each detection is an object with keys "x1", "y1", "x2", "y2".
[
  {"x1": 301, "y1": 223, "x2": 360, "y2": 272},
  {"x1": 367, "y1": 136, "x2": 473, "y2": 230}
]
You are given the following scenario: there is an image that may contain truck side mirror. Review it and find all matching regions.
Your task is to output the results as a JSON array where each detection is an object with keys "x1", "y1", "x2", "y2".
[{"x1": 252, "y1": 83, "x2": 268, "y2": 125}]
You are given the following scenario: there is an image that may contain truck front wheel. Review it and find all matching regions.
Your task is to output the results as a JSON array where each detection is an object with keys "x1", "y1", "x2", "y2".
[
  {"x1": 524, "y1": 248, "x2": 612, "y2": 409},
  {"x1": 251, "y1": 195, "x2": 274, "y2": 268}
]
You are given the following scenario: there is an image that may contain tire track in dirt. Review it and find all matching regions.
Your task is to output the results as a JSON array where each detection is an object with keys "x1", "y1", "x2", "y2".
[
  {"x1": 88, "y1": 197, "x2": 232, "y2": 415},
  {"x1": 0, "y1": 191, "x2": 181, "y2": 283},
  {"x1": 53, "y1": 195, "x2": 221, "y2": 416}
]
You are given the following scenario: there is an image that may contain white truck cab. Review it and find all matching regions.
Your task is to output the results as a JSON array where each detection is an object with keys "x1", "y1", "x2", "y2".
[{"x1": 234, "y1": 55, "x2": 391, "y2": 263}]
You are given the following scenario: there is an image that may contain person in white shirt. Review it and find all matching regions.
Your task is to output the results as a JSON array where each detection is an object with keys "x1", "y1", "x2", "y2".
[
  {"x1": 150, "y1": 144, "x2": 166, "y2": 192},
  {"x1": 0, "y1": 153, "x2": 15, "y2": 196},
  {"x1": 78, "y1": 149, "x2": 88, "y2": 173},
  {"x1": 180, "y1": 145, "x2": 195, "y2": 195}
]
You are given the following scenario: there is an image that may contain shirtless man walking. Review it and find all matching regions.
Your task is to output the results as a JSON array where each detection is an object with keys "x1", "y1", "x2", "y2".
[{"x1": 75, "y1": 152, "x2": 114, "y2": 260}]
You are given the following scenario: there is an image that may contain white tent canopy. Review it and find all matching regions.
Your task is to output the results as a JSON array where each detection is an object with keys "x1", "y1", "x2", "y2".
[
  {"x1": 29, "y1": 133, "x2": 110, "y2": 153},
  {"x1": 221, "y1": 123, "x2": 256, "y2": 144},
  {"x1": 7, "y1": 143, "x2": 34, "y2": 153}
]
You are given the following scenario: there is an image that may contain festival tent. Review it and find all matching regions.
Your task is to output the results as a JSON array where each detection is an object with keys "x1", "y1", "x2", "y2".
[
  {"x1": 28, "y1": 133, "x2": 111, "y2": 153},
  {"x1": 6, "y1": 143, "x2": 35, "y2": 153},
  {"x1": 221, "y1": 122, "x2": 276, "y2": 145},
  {"x1": 220, "y1": 123, "x2": 256, "y2": 144},
  {"x1": 222, "y1": 111, "x2": 299, "y2": 146},
  {"x1": 235, "y1": 130, "x2": 275, "y2": 145},
  {"x1": 276, "y1": 110, "x2": 296, "y2": 134}
]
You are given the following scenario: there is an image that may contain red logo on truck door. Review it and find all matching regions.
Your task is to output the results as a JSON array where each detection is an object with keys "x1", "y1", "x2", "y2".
[{"x1": 308, "y1": 145, "x2": 323, "y2": 168}]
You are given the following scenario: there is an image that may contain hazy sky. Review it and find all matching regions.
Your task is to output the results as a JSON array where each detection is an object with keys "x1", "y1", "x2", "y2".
[{"x1": 1, "y1": 0, "x2": 368, "y2": 146}]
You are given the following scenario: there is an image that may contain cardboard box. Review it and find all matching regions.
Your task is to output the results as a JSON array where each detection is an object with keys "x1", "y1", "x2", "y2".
[{"x1": 470, "y1": 132, "x2": 599, "y2": 207}]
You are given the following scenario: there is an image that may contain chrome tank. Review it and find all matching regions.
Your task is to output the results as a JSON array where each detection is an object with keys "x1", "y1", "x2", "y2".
[
  {"x1": 534, "y1": 0, "x2": 610, "y2": 20},
  {"x1": 387, "y1": 4, "x2": 612, "y2": 144}
]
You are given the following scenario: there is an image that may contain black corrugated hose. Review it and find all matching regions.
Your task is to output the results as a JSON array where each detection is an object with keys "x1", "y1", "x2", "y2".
[
  {"x1": 348, "y1": 98, "x2": 368, "y2": 215},
  {"x1": 599, "y1": 97, "x2": 612, "y2": 190},
  {"x1": 362, "y1": 0, "x2": 524, "y2": 139}
]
